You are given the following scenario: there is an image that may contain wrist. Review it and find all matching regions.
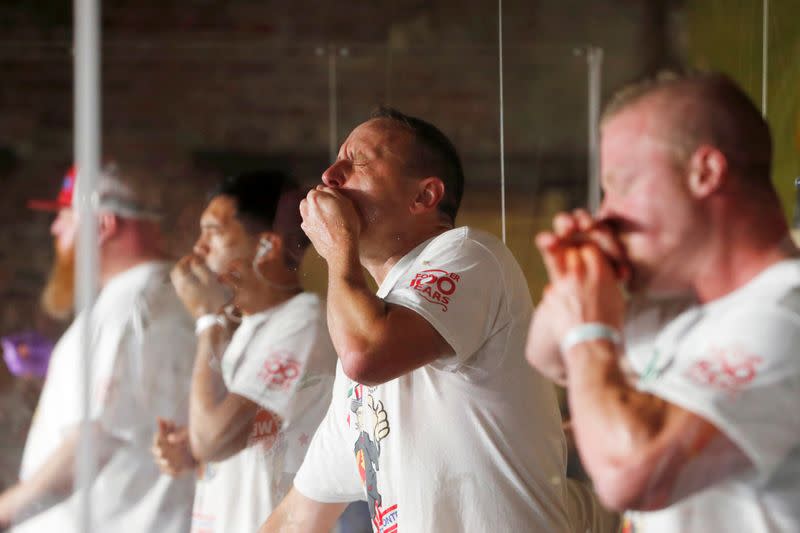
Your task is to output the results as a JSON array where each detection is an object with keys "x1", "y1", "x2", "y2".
[
  {"x1": 328, "y1": 244, "x2": 361, "y2": 280},
  {"x1": 560, "y1": 322, "x2": 622, "y2": 356},
  {"x1": 195, "y1": 314, "x2": 224, "y2": 335},
  {"x1": 0, "y1": 483, "x2": 26, "y2": 521}
]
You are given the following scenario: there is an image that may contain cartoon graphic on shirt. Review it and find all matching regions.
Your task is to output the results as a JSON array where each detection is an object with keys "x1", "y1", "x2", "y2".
[
  {"x1": 347, "y1": 383, "x2": 396, "y2": 531},
  {"x1": 621, "y1": 515, "x2": 637, "y2": 533}
]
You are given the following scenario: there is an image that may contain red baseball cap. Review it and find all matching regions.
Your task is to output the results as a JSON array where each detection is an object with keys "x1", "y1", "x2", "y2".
[{"x1": 28, "y1": 166, "x2": 76, "y2": 211}]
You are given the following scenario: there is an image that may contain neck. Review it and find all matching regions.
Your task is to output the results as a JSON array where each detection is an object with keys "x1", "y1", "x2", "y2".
[
  {"x1": 691, "y1": 206, "x2": 794, "y2": 303},
  {"x1": 361, "y1": 224, "x2": 451, "y2": 285},
  {"x1": 100, "y1": 250, "x2": 166, "y2": 287},
  {"x1": 239, "y1": 284, "x2": 301, "y2": 316},
  {"x1": 99, "y1": 223, "x2": 167, "y2": 287}
]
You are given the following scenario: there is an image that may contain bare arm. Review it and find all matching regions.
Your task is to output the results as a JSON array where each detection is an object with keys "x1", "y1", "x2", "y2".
[
  {"x1": 301, "y1": 186, "x2": 452, "y2": 386},
  {"x1": 0, "y1": 424, "x2": 118, "y2": 527},
  {"x1": 188, "y1": 325, "x2": 260, "y2": 462},
  {"x1": 530, "y1": 211, "x2": 750, "y2": 511},
  {"x1": 258, "y1": 488, "x2": 347, "y2": 533},
  {"x1": 326, "y1": 249, "x2": 453, "y2": 386},
  {"x1": 564, "y1": 339, "x2": 750, "y2": 511},
  {"x1": 170, "y1": 255, "x2": 266, "y2": 463}
]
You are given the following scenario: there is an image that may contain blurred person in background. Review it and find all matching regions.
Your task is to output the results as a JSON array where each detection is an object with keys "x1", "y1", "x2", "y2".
[
  {"x1": 0, "y1": 169, "x2": 75, "y2": 496},
  {"x1": 527, "y1": 71, "x2": 800, "y2": 532},
  {"x1": 0, "y1": 163, "x2": 196, "y2": 532},
  {"x1": 151, "y1": 171, "x2": 337, "y2": 532}
]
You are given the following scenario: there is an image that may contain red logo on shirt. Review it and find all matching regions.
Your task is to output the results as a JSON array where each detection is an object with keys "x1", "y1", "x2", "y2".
[
  {"x1": 373, "y1": 503, "x2": 398, "y2": 533},
  {"x1": 684, "y1": 345, "x2": 763, "y2": 393},
  {"x1": 258, "y1": 351, "x2": 301, "y2": 391},
  {"x1": 409, "y1": 269, "x2": 460, "y2": 312},
  {"x1": 247, "y1": 408, "x2": 281, "y2": 451}
]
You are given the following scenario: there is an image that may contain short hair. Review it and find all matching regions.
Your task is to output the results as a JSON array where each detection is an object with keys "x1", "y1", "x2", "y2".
[
  {"x1": 370, "y1": 106, "x2": 465, "y2": 224},
  {"x1": 602, "y1": 70, "x2": 772, "y2": 188},
  {"x1": 209, "y1": 170, "x2": 310, "y2": 269}
]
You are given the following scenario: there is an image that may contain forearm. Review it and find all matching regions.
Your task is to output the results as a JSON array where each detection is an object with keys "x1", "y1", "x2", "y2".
[
  {"x1": 324, "y1": 245, "x2": 453, "y2": 385},
  {"x1": 564, "y1": 340, "x2": 671, "y2": 509},
  {"x1": 188, "y1": 327, "x2": 241, "y2": 460},
  {"x1": 326, "y1": 249, "x2": 392, "y2": 369},
  {"x1": 259, "y1": 488, "x2": 346, "y2": 533},
  {"x1": 1, "y1": 427, "x2": 80, "y2": 524}
]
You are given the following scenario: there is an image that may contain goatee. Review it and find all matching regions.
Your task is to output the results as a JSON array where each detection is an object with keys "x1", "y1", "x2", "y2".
[{"x1": 41, "y1": 239, "x2": 75, "y2": 321}]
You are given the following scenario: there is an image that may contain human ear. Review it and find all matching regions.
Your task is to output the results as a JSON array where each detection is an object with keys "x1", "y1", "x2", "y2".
[
  {"x1": 411, "y1": 177, "x2": 445, "y2": 214},
  {"x1": 687, "y1": 145, "x2": 728, "y2": 199},
  {"x1": 97, "y1": 212, "x2": 118, "y2": 246},
  {"x1": 253, "y1": 232, "x2": 281, "y2": 266}
]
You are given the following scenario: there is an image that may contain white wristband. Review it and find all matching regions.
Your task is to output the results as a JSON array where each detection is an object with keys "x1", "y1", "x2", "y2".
[
  {"x1": 560, "y1": 323, "x2": 622, "y2": 354},
  {"x1": 195, "y1": 314, "x2": 223, "y2": 335}
]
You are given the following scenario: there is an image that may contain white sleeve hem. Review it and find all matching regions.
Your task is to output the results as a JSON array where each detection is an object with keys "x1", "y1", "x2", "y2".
[
  {"x1": 643, "y1": 384, "x2": 777, "y2": 477},
  {"x1": 383, "y1": 294, "x2": 469, "y2": 371},
  {"x1": 293, "y1": 478, "x2": 364, "y2": 504}
]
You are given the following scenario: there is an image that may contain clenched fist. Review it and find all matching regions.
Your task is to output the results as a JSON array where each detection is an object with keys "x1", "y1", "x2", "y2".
[
  {"x1": 299, "y1": 185, "x2": 361, "y2": 263},
  {"x1": 171, "y1": 254, "x2": 232, "y2": 318}
]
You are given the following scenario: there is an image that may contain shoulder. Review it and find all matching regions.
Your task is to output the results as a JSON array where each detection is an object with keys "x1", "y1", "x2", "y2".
[
  {"x1": 250, "y1": 292, "x2": 327, "y2": 345},
  {"x1": 703, "y1": 259, "x2": 800, "y2": 334},
  {"x1": 128, "y1": 262, "x2": 192, "y2": 332},
  {"x1": 416, "y1": 227, "x2": 511, "y2": 271}
]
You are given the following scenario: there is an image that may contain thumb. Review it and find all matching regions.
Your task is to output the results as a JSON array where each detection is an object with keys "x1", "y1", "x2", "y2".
[
  {"x1": 157, "y1": 417, "x2": 174, "y2": 434},
  {"x1": 167, "y1": 429, "x2": 187, "y2": 444}
]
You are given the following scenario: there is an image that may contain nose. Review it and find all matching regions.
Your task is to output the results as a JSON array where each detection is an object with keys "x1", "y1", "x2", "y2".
[
  {"x1": 50, "y1": 210, "x2": 66, "y2": 237},
  {"x1": 321, "y1": 160, "x2": 349, "y2": 188},
  {"x1": 193, "y1": 237, "x2": 209, "y2": 258}
]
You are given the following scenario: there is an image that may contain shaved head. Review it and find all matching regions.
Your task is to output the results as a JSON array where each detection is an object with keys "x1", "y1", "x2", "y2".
[{"x1": 602, "y1": 71, "x2": 772, "y2": 194}]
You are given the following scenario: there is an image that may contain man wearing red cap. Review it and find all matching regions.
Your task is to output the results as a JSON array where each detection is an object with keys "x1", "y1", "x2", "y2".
[
  {"x1": 28, "y1": 166, "x2": 78, "y2": 321},
  {"x1": 0, "y1": 163, "x2": 196, "y2": 532}
]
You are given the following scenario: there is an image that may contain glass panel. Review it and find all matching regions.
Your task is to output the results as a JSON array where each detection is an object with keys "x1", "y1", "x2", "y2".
[{"x1": 0, "y1": 2, "x2": 776, "y2": 531}]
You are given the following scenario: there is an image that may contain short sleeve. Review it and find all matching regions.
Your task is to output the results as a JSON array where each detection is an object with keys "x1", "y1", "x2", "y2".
[
  {"x1": 293, "y1": 364, "x2": 365, "y2": 503},
  {"x1": 642, "y1": 305, "x2": 800, "y2": 479},
  {"x1": 223, "y1": 312, "x2": 327, "y2": 425},
  {"x1": 381, "y1": 234, "x2": 503, "y2": 372}
]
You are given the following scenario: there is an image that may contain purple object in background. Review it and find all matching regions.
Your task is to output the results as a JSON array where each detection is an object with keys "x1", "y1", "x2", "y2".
[{"x1": 1, "y1": 331, "x2": 54, "y2": 378}]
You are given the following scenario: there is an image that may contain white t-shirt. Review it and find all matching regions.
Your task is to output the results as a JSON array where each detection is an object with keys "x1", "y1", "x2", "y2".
[
  {"x1": 15, "y1": 261, "x2": 196, "y2": 533},
  {"x1": 295, "y1": 227, "x2": 571, "y2": 533},
  {"x1": 622, "y1": 259, "x2": 800, "y2": 532},
  {"x1": 190, "y1": 293, "x2": 336, "y2": 533}
]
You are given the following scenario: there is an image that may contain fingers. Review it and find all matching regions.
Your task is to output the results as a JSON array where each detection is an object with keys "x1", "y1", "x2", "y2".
[
  {"x1": 299, "y1": 198, "x2": 309, "y2": 221},
  {"x1": 553, "y1": 213, "x2": 578, "y2": 239},
  {"x1": 538, "y1": 210, "x2": 631, "y2": 282},
  {"x1": 586, "y1": 224, "x2": 631, "y2": 282},
  {"x1": 581, "y1": 242, "x2": 619, "y2": 283},
  {"x1": 157, "y1": 417, "x2": 175, "y2": 434},
  {"x1": 151, "y1": 432, "x2": 186, "y2": 477},
  {"x1": 536, "y1": 232, "x2": 566, "y2": 281},
  {"x1": 572, "y1": 209, "x2": 594, "y2": 232},
  {"x1": 166, "y1": 428, "x2": 188, "y2": 444},
  {"x1": 170, "y1": 255, "x2": 192, "y2": 284},
  {"x1": 188, "y1": 256, "x2": 211, "y2": 285},
  {"x1": 564, "y1": 247, "x2": 584, "y2": 279}
]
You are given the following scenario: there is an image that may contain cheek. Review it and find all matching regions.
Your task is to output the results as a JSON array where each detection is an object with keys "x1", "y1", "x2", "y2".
[
  {"x1": 56, "y1": 224, "x2": 78, "y2": 254},
  {"x1": 206, "y1": 237, "x2": 232, "y2": 271}
]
